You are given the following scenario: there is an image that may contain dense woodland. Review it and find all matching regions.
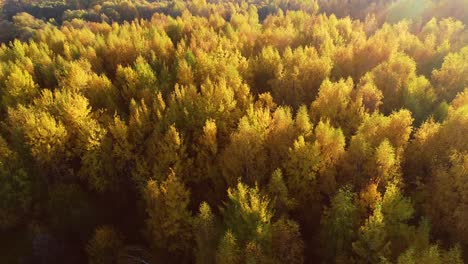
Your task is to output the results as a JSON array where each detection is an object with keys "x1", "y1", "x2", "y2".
[{"x1": 0, "y1": 0, "x2": 467, "y2": 263}]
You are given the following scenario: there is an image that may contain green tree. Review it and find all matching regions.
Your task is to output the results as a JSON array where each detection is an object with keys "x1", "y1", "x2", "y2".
[
  {"x1": 402, "y1": 76, "x2": 436, "y2": 125},
  {"x1": 116, "y1": 56, "x2": 158, "y2": 103},
  {"x1": 222, "y1": 181, "x2": 272, "y2": 248},
  {"x1": 321, "y1": 186, "x2": 359, "y2": 261},
  {"x1": 267, "y1": 169, "x2": 294, "y2": 217},
  {"x1": 353, "y1": 182, "x2": 415, "y2": 263}
]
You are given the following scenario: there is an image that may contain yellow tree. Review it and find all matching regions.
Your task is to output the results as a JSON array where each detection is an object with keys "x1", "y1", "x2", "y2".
[
  {"x1": 221, "y1": 105, "x2": 270, "y2": 186},
  {"x1": 144, "y1": 171, "x2": 193, "y2": 260},
  {"x1": 283, "y1": 136, "x2": 321, "y2": 204},
  {"x1": 369, "y1": 53, "x2": 417, "y2": 114},
  {"x1": 432, "y1": 46, "x2": 468, "y2": 102},
  {"x1": 311, "y1": 78, "x2": 366, "y2": 137},
  {"x1": 86, "y1": 226, "x2": 124, "y2": 264},
  {"x1": 344, "y1": 110, "x2": 413, "y2": 188},
  {"x1": 2, "y1": 64, "x2": 39, "y2": 107}
]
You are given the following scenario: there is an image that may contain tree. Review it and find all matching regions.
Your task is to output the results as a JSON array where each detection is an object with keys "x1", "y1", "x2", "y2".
[
  {"x1": 294, "y1": 105, "x2": 313, "y2": 138},
  {"x1": 432, "y1": 46, "x2": 468, "y2": 102},
  {"x1": 116, "y1": 56, "x2": 158, "y2": 103},
  {"x1": 265, "y1": 106, "x2": 296, "y2": 172},
  {"x1": 352, "y1": 205, "x2": 390, "y2": 263},
  {"x1": 194, "y1": 202, "x2": 218, "y2": 264},
  {"x1": 81, "y1": 114, "x2": 133, "y2": 193},
  {"x1": 427, "y1": 152, "x2": 468, "y2": 247},
  {"x1": 144, "y1": 171, "x2": 193, "y2": 259},
  {"x1": 2, "y1": 64, "x2": 39, "y2": 107},
  {"x1": 372, "y1": 140, "x2": 400, "y2": 186},
  {"x1": 151, "y1": 124, "x2": 190, "y2": 181},
  {"x1": 355, "y1": 74, "x2": 383, "y2": 113},
  {"x1": 369, "y1": 53, "x2": 417, "y2": 114},
  {"x1": 7, "y1": 104, "x2": 68, "y2": 166},
  {"x1": 86, "y1": 226, "x2": 124, "y2": 264},
  {"x1": 311, "y1": 78, "x2": 366, "y2": 137},
  {"x1": 221, "y1": 106, "x2": 270, "y2": 186},
  {"x1": 314, "y1": 120, "x2": 346, "y2": 195},
  {"x1": 321, "y1": 186, "x2": 359, "y2": 262},
  {"x1": 344, "y1": 110, "x2": 413, "y2": 188},
  {"x1": 220, "y1": 181, "x2": 303, "y2": 263},
  {"x1": 398, "y1": 245, "x2": 464, "y2": 264},
  {"x1": 216, "y1": 230, "x2": 241, "y2": 264},
  {"x1": 247, "y1": 46, "x2": 282, "y2": 95},
  {"x1": 271, "y1": 218, "x2": 304, "y2": 264},
  {"x1": 267, "y1": 169, "x2": 294, "y2": 217},
  {"x1": 0, "y1": 136, "x2": 32, "y2": 230},
  {"x1": 283, "y1": 135, "x2": 321, "y2": 203},
  {"x1": 222, "y1": 181, "x2": 272, "y2": 249},
  {"x1": 353, "y1": 182, "x2": 415, "y2": 263},
  {"x1": 396, "y1": 219, "x2": 464, "y2": 264},
  {"x1": 193, "y1": 119, "x2": 218, "y2": 183},
  {"x1": 403, "y1": 119, "x2": 441, "y2": 185},
  {"x1": 402, "y1": 76, "x2": 436, "y2": 125},
  {"x1": 56, "y1": 59, "x2": 94, "y2": 92},
  {"x1": 271, "y1": 46, "x2": 332, "y2": 108},
  {"x1": 449, "y1": 88, "x2": 468, "y2": 113},
  {"x1": 11, "y1": 12, "x2": 47, "y2": 41},
  {"x1": 380, "y1": 182, "x2": 414, "y2": 255}
]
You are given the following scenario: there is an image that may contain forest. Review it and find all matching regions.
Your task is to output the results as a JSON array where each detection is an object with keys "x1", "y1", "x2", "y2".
[{"x1": 0, "y1": 0, "x2": 467, "y2": 263}]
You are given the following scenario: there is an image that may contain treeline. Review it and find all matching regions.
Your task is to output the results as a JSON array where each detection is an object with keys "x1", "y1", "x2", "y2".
[
  {"x1": 0, "y1": 1, "x2": 467, "y2": 263},
  {"x1": 1, "y1": 0, "x2": 467, "y2": 42}
]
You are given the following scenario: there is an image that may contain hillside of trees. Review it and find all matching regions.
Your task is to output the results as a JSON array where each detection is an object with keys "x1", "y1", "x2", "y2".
[{"x1": 0, "y1": 0, "x2": 467, "y2": 263}]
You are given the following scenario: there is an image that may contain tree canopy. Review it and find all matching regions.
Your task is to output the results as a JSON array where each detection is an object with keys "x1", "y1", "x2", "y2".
[{"x1": 0, "y1": 0, "x2": 467, "y2": 263}]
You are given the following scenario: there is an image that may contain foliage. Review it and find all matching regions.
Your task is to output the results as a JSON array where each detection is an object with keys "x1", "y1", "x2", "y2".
[{"x1": 0, "y1": 0, "x2": 466, "y2": 263}]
